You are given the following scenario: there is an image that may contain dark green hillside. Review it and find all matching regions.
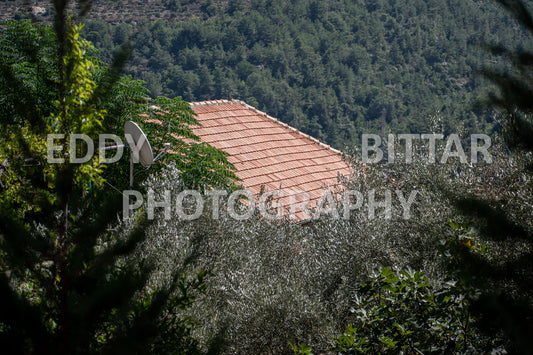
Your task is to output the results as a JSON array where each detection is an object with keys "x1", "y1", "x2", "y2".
[
  {"x1": 80, "y1": 0, "x2": 533, "y2": 149},
  {"x1": 3, "y1": 0, "x2": 532, "y2": 148}
]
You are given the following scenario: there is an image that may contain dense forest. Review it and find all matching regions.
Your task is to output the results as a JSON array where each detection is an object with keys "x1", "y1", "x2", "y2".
[
  {"x1": 3, "y1": 0, "x2": 530, "y2": 148},
  {"x1": 76, "y1": 0, "x2": 532, "y2": 149}
]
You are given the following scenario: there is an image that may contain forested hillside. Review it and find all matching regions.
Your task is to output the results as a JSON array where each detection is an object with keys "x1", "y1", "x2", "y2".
[
  {"x1": 2, "y1": 1, "x2": 533, "y2": 353},
  {"x1": 2, "y1": 0, "x2": 531, "y2": 148}
]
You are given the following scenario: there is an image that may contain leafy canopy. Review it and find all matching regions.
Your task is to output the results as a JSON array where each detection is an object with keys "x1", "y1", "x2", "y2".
[{"x1": 0, "y1": 4, "x2": 228, "y2": 353}]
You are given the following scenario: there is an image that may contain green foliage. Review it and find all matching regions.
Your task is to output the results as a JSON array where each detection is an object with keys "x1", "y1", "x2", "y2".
[
  {"x1": 288, "y1": 339, "x2": 312, "y2": 355},
  {"x1": 481, "y1": 0, "x2": 533, "y2": 152},
  {"x1": 74, "y1": 0, "x2": 529, "y2": 148},
  {"x1": 132, "y1": 99, "x2": 526, "y2": 354},
  {"x1": 2, "y1": 2, "x2": 530, "y2": 354},
  {"x1": 139, "y1": 156, "x2": 458, "y2": 353},
  {"x1": 52, "y1": 21, "x2": 107, "y2": 186},
  {"x1": 100, "y1": 270, "x2": 207, "y2": 354},
  {"x1": 139, "y1": 96, "x2": 239, "y2": 190},
  {"x1": 442, "y1": 1, "x2": 533, "y2": 352},
  {"x1": 335, "y1": 267, "x2": 484, "y2": 354},
  {"x1": 0, "y1": 3, "x2": 216, "y2": 353},
  {"x1": 0, "y1": 19, "x2": 239, "y2": 193}
]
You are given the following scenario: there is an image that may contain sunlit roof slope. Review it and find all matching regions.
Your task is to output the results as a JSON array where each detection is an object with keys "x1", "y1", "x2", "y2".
[{"x1": 190, "y1": 99, "x2": 351, "y2": 221}]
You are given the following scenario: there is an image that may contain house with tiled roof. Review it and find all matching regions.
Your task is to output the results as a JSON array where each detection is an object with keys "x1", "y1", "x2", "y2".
[{"x1": 189, "y1": 100, "x2": 351, "y2": 222}]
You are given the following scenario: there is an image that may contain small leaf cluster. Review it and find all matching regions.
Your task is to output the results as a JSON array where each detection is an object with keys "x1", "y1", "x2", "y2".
[{"x1": 335, "y1": 267, "x2": 484, "y2": 354}]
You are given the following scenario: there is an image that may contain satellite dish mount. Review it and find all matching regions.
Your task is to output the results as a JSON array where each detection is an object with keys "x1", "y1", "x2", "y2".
[{"x1": 124, "y1": 121, "x2": 154, "y2": 189}]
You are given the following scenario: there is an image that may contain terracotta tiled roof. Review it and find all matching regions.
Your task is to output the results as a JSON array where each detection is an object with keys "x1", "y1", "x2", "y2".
[{"x1": 190, "y1": 99, "x2": 351, "y2": 222}]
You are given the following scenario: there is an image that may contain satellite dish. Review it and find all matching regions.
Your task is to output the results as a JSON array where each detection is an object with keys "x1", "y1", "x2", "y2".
[
  {"x1": 102, "y1": 121, "x2": 169, "y2": 190},
  {"x1": 124, "y1": 121, "x2": 153, "y2": 168}
]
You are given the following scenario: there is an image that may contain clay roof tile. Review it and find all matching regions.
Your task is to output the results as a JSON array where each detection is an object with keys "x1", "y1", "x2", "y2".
[{"x1": 190, "y1": 99, "x2": 351, "y2": 221}]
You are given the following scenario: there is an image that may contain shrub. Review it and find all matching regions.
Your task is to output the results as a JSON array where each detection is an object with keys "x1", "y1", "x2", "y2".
[{"x1": 335, "y1": 267, "x2": 488, "y2": 354}]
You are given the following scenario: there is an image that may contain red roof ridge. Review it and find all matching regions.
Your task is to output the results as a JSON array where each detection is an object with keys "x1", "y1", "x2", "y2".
[{"x1": 189, "y1": 99, "x2": 345, "y2": 157}]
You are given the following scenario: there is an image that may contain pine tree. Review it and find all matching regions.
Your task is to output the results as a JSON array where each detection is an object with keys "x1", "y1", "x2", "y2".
[{"x1": 0, "y1": 1, "x2": 209, "y2": 353}]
